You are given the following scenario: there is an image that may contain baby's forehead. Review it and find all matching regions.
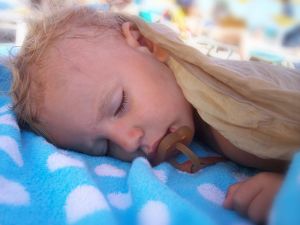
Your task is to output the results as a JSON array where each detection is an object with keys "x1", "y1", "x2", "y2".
[
  {"x1": 40, "y1": 26, "x2": 137, "y2": 89},
  {"x1": 61, "y1": 26, "x2": 122, "y2": 48},
  {"x1": 42, "y1": 37, "x2": 123, "y2": 86},
  {"x1": 46, "y1": 30, "x2": 124, "y2": 66}
]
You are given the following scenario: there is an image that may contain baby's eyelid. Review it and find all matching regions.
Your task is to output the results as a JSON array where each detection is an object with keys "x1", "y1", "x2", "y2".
[{"x1": 114, "y1": 90, "x2": 128, "y2": 116}]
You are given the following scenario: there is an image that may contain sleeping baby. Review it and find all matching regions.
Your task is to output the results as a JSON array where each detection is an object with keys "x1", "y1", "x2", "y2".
[{"x1": 10, "y1": 5, "x2": 300, "y2": 224}]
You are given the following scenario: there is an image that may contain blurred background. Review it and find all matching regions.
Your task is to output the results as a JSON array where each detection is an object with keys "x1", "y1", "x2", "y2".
[{"x1": 0, "y1": 0, "x2": 300, "y2": 68}]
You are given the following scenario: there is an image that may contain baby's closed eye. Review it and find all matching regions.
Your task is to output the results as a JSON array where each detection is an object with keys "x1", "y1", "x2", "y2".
[{"x1": 114, "y1": 90, "x2": 129, "y2": 117}]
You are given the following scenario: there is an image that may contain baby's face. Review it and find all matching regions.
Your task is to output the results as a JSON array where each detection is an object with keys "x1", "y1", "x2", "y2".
[{"x1": 40, "y1": 34, "x2": 194, "y2": 163}]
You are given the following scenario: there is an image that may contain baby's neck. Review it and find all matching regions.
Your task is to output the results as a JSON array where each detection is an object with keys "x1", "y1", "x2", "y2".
[{"x1": 192, "y1": 109, "x2": 222, "y2": 153}]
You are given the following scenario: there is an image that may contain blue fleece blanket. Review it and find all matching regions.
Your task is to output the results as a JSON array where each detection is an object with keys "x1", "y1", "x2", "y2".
[{"x1": 0, "y1": 64, "x2": 299, "y2": 225}]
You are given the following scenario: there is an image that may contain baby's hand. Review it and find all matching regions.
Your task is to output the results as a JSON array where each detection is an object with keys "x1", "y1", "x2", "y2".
[{"x1": 223, "y1": 172, "x2": 283, "y2": 224}]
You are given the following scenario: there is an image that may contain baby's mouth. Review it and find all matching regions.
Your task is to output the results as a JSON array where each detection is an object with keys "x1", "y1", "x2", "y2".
[{"x1": 149, "y1": 126, "x2": 195, "y2": 166}]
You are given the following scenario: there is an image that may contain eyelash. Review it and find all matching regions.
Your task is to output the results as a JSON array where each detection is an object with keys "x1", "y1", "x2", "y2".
[{"x1": 114, "y1": 90, "x2": 128, "y2": 116}]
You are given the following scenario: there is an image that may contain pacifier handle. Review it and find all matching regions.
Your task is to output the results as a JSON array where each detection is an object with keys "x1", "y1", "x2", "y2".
[{"x1": 169, "y1": 145, "x2": 226, "y2": 173}]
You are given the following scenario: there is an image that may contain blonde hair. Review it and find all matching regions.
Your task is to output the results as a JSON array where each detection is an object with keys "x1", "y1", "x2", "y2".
[{"x1": 10, "y1": 5, "x2": 127, "y2": 138}]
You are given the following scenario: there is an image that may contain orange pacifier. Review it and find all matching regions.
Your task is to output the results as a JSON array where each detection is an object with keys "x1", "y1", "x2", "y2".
[{"x1": 154, "y1": 126, "x2": 226, "y2": 173}]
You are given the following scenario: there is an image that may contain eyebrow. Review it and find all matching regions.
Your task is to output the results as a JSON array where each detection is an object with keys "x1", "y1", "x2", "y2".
[{"x1": 95, "y1": 83, "x2": 118, "y2": 122}]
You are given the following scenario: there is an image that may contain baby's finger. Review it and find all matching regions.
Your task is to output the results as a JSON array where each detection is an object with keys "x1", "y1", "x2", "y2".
[
  {"x1": 247, "y1": 191, "x2": 270, "y2": 224},
  {"x1": 229, "y1": 179, "x2": 262, "y2": 216},
  {"x1": 223, "y1": 182, "x2": 242, "y2": 208},
  {"x1": 247, "y1": 176, "x2": 283, "y2": 224}
]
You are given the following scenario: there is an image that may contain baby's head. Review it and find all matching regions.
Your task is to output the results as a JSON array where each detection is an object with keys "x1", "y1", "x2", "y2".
[{"x1": 11, "y1": 6, "x2": 194, "y2": 163}]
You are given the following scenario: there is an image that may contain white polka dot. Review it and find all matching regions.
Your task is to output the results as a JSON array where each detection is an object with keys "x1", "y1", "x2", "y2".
[
  {"x1": 0, "y1": 114, "x2": 19, "y2": 129},
  {"x1": 153, "y1": 169, "x2": 168, "y2": 183},
  {"x1": 177, "y1": 170, "x2": 190, "y2": 174},
  {"x1": 107, "y1": 192, "x2": 132, "y2": 210},
  {"x1": 197, "y1": 183, "x2": 225, "y2": 205},
  {"x1": 137, "y1": 157, "x2": 151, "y2": 167},
  {"x1": 47, "y1": 152, "x2": 85, "y2": 172},
  {"x1": 0, "y1": 136, "x2": 23, "y2": 167},
  {"x1": 0, "y1": 103, "x2": 11, "y2": 113},
  {"x1": 138, "y1": 201, "x2": 170, "y2": 225},
  {"x1": 65, "y1": 185, "x2": 109, "y2": 224},
  {"x1": 232, "y1": 172, "x2": 249, "y2": 182},
  {"x1": 0, "y1": 176, "x2": 30, "y2": 205},
  {"x1": 94, "y1": 164, "x2": 126, "y2": 177}
]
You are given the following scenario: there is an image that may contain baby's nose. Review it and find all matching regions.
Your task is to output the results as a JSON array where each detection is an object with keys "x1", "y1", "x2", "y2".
[{"x1": 118, "y1": 127, "x2": 144, "y2": 153}]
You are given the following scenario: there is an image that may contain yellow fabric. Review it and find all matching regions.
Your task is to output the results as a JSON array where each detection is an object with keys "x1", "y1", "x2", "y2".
[{"x1": 122, "y1": 14, "x2": 300, "y2": 160}]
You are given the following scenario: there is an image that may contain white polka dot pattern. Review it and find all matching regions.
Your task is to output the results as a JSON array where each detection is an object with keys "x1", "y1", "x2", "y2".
[
  {"x1": 138, "y1": 201, "x2": 170, "y2": 225},
  {"x1": 0, "y1": 104, "x2": 11, "y2": 113},
  {"x1": 0, "y1": 114, "x2": 19, "y2": 129},
  {"x1": 153, "y1": 169, "x2": 168, "y2": 184},
  {"x1": 197, "y1": 183, "x2": 225, "y2": 205},
  {"x1": 94, "y1": 164, "x2": 126, "y2": 177},
  {"x1": 0, "y1": 136, "x2": 23, "y2": 167},
  {"x1": 232, "y1": 172, "x2": 249, "y2": 182},
  {"x1": 107, "y1": 192, "x2": 132, "y2": 210},
  {"x1": 47, "y1": 152, "x2": 85, "y2": 172},
  {"x1": 65, "y1": 185, "x2": 109, "y2": 224},
  {"x1": 0, "y1": 176, "x2": 30, "y2": 205}
]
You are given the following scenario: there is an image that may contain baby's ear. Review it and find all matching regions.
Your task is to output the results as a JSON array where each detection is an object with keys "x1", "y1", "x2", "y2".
[{"x1": 121, "y1": 22, "x2": 169, "y2": 62}]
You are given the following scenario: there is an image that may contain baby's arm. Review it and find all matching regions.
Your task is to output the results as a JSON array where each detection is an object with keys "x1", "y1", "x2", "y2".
[
  {"x1": 223, "y1": 172, "x2": 283, "y2": 224},
  {"x1": 195, "y1": 119, "x2": 287, "y2": 223},
  {"x1": 207, "y1": 126, "x2": 287, "y2": 223}
]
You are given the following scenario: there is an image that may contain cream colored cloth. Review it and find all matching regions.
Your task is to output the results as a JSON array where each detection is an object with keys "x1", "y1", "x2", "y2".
[{"x1": 121, "y1": 14, "x2": 300, "y2": 160}]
